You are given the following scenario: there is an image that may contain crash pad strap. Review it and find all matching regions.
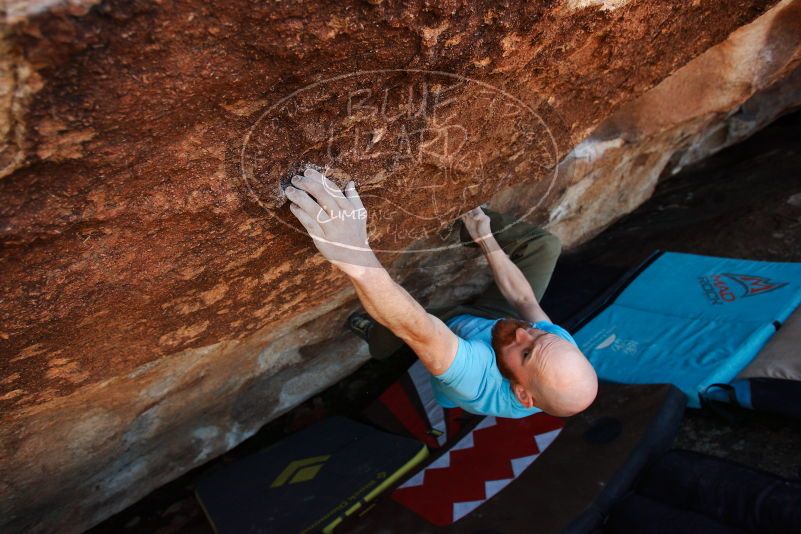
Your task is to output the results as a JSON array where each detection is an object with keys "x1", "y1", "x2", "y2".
[{"x1": 323, "y1": 444, "x2": 429, "y2": 533}]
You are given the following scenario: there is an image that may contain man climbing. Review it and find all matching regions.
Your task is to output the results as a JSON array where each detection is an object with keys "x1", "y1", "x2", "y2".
[{"x1": 285, "y1": 167, "x2": 597, "y2": 418}]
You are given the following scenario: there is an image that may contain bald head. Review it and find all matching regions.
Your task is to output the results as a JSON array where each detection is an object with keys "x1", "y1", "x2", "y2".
[
  {"x1": 528, "y1": 337, "x2": 598, "y2": 417},
  {"x1": 492, "y1": 318, "x2": 598, "y2": 417}
]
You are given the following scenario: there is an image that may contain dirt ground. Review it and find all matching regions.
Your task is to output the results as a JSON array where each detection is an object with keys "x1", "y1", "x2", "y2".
[{"x1": 90, "y1": 110, "x2": 801, "y2": 533}]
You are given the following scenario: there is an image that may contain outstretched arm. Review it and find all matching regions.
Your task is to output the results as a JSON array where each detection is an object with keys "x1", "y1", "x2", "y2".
[
  {"x1": 461, "y1": 207, "x2": 550, "y2": 323},
  {"x1": 285, "y1": 168, "x2": 458, "y2": 375}
]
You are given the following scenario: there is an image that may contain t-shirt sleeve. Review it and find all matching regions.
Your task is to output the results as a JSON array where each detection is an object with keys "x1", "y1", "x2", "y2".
[{"x1": 432, "y1": 336, "x2": 487, "y2": 402}]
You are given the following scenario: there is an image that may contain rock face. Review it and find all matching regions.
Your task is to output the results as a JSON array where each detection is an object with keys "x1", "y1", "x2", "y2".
[
  {"x1": 0, "y1": 0, "x2": 796, "y2": 532},
  {"x1": 502, "y1": 0, "x2": 801, "y2": 245}
]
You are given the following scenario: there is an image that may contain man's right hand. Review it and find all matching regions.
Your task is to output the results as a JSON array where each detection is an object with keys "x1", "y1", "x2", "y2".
[{"x1": 461, "y1": 207, "x2": 493, "y2": 244}]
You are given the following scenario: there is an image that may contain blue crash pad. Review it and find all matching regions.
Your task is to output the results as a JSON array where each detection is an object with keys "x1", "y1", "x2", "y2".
[{"x1": 573, "y1": 252, "x2": 801, "y2": 407}]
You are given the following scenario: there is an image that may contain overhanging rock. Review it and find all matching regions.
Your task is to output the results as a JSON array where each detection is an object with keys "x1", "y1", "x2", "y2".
[{"x1": 0, "y1": 1, "x2": 794, "y2": 532}]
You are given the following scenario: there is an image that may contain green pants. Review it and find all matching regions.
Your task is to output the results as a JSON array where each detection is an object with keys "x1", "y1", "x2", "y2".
[{"x1": 368, "y1": 210, "x2": 562, "y2": 360}]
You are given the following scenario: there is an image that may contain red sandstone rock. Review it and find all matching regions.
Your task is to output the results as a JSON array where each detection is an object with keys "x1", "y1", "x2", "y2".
[
  {"x1": 0, "y1": 1, "x2": 795, "y2": 532},
  {"x1": 497, "y1": 0, "x2": 801, "y2": 246}
]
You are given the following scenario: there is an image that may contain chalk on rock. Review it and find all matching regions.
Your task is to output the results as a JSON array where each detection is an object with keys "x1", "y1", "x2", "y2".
[{"x1": 271, "y1": 162, "x2": 328, "y2": 209}]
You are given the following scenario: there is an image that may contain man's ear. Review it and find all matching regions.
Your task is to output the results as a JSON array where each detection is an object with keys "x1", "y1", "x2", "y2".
[
  {"x1": 513, "y1": 382, "x2": 535, "y2": 408},
  {"x1": 514, "y1": 327, "x2": 530, "y2": 345}
]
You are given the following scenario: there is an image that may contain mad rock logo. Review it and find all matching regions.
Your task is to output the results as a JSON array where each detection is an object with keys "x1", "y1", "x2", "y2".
[{"x1": 699, "y1": 273, "x2": 787, "y2": 304}]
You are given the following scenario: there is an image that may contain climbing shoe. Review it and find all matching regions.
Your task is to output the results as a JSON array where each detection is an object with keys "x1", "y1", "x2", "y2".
[{"x1": 347, "y1": 312, "x2": 375, "y2": 342}]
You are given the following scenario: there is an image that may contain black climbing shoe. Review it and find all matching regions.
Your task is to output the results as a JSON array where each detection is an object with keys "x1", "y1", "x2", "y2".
[{"x1": 347, "y1": 312, "x2": 374, "y2": 342}]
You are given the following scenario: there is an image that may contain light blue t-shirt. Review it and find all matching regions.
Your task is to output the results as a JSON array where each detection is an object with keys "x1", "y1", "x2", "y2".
[{"x1": 431, "y1": 314, "x2": 578, "y2": 418}]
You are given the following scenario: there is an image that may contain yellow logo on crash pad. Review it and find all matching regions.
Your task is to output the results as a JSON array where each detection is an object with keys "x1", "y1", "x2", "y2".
[{"x1": 270, "y1": 455, "x2": 331, "y2": 488}]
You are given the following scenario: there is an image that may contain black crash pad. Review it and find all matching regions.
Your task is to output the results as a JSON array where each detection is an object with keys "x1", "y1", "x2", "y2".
[
  {"x1": 340, "y1": 383, "x2": 686, "y2": 534},
  {"x1": 195, "y1": 416, "x2": 428, "y2": 533}
]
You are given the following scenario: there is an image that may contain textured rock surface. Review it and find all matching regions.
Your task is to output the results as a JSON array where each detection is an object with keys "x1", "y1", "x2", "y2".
[
  {"x1": 0, "y1": 0, "x2": 793, "y2": 532},
  {"x1": 496, "y1": 0, "x2": 801, "y2": 244}
]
